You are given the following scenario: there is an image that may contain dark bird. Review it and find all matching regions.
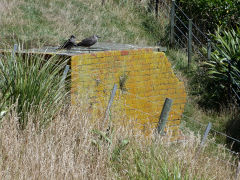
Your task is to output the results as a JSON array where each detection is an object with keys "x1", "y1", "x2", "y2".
[
  {"x1": 57, "y1": 35, "x2": 76, "y2": 50},
  {"x1": 77, "y1": 35, "x2": 101, "y2": 47}
]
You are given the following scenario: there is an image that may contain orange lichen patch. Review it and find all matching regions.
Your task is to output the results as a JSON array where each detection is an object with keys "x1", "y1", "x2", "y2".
[
  {"x1": 71, "y1": 49, "x2": 187, "y2": 140},
  {"x1": 121, "y1": 50, "x2": 129, "y2": 56}
]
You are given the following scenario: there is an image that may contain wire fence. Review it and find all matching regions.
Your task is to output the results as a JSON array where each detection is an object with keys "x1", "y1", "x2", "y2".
[
  {"x1": 125, "y1": 93, "x2": 240, "y2": 172},
  {"x1": 100, "y1": 84, "x2": 240, "y2": 170},
  {"x1": 113, "y1": 86, "x2": 240, "y2": 158},
  {"x1": 169, "y1": 0, "x2": 209, "y2": 58},
  {"x1": 158, "y1": 0, "x2": 240, "y2": 105},
  {"x1": 101, "y1": 82, "x2": 240, "y2": 159},
  {"x1": 172, "y1": 108, "x2": 240, "y2": 150}
]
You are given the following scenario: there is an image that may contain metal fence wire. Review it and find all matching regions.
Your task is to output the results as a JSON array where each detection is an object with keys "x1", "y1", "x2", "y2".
[{"x1": 158, "y1": 0, "x2": 240, "y2": 104}]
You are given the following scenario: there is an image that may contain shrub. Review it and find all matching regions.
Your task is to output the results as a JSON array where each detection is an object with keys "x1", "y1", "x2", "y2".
[
  {"x1": 189, "y1": 27, "x2": 240, "y2": 109},
  {"x1": 0, "y1": 53, "x2": 69, "y2": 129},
  {"x1": 176, "y1": 0, "x2": 239, "y2": 34},
  {"x1": 205, "y1": 27, "x2": 240, "y2": 103}
]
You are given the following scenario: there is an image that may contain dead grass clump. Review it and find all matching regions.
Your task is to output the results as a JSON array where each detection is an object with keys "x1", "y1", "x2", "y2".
[
  {"x1": 0, "y1": 103, "x2": 110, "y2": 179},
  {"x1": 0, "y1": 99, "x2": 238, "y2": 179}
]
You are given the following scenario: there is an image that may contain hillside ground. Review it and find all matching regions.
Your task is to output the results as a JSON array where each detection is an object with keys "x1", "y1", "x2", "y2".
[{"x1": 0, "y1": 0, "x2": 238, "y2": 179}]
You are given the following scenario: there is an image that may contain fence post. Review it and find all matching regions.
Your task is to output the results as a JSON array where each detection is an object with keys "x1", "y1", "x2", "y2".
[
  {"x1": 235, "y1": 161, "x2": 240, "y2": 180},
  {"x1": 12, "y1": 44, "x2": 18, "y2": 60},
  {"x1": 155, "y1": 0, "x2": 159, "y2": 18},
  {"x1": 157, "y1": 98, "x2": 173, "y2": 135},
  {"x1": 62, "y1": 65, "x2": 70, "y2": 81},
  {"x1": 195, "y1": 122, "x2": 212, "y2": 157},
  {"x1": 104, "y1": 84, "x2": 117, "y2": 122},
  {"x1": 188, "y1": 19, "x2": 192, "y2": 69},
  {"x1": 170, "y1": 0, "x2": 175, "y2": 46},
  {"x1": 200, "y1": 122, "x2": 212, "y2": 147},
  {"x1": 207, "y1": 39, "x2": 211, "y2": 61}
]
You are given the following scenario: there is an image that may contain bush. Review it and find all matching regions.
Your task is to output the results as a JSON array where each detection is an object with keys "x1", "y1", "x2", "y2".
[
  {"x1": 189, "y1": 27, "x2": 240, "y2": 109},
  {"x1": 0, "y1": 53, "x2": 69, "y2": 129},
  {"x1": 205, "y1": 27, "x2": 240, "y2": 103},
  {"x1": 176, "y1": 0, "x2": 239, "y2": 34}
]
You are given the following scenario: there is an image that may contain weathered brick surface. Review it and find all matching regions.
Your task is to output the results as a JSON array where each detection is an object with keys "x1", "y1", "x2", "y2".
[{"x1": 71, "y1": 49, "x2": 187, "y2": 139}]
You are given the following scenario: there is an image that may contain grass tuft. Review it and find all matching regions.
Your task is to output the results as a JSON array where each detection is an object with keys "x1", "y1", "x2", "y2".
[{"x1": 0, "y1": 53, "x2": 69, "y2": 129}]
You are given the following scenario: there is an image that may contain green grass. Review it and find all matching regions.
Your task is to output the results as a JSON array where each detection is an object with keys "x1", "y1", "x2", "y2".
[
  {"x1": 111, "y1": 143, "x2": 197, "y2": 179},
  {"x1": 0, "y1": 0, "x2": 169, "y2": 48}
]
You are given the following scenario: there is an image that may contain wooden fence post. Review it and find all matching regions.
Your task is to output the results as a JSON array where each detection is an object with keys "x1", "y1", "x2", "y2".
[
  {"x1": 62, "y1": 65, "x2": 70, "y2": 81},
  {"x1": 188, "y1": 19, "x2": 192, "y2": 69},
  {"x1": 157, "y1": 98, "x2": 173, "y2": 135},
  {"x1": 104, "y1": 84, "x2": 117, "y2": 122},
  {"x1": 200, "y1": 122, "x2": 212, "y2": 148},
  {"x1": 170, "y1": 0, "x2": 175, "y2": 46},
  {"x1": 207, "y1": 39, "x2": 211, "y2": 61},
  {"x1": 195, "y1": 122, "x2": 212, "y2": 157},
  {"x1": 12, "y1": 44, "x2": 18, "y2": 60}
]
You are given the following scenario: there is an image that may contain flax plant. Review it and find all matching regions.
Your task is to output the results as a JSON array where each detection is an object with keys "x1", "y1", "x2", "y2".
[
  {"x1": 205, "y1": 27, "x2": 240, "y2": 84},
  {"x1": 0, "y1": 53, "x2": 69, "y2": 129},
  {"x1": 196, "y1": 27, "x2": 240, "y2": 108}
]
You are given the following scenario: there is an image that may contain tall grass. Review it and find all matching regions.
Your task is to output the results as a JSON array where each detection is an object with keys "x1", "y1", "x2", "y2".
[
  {"x1": 0, "y1": 101, "x2": 237, "y2": 179},
  {"x1": 0, "y1": 0, "x2": 238, "y2": 178},
  {"x1": 0, "y1": 53, "x2": 69, "y2": 129}
]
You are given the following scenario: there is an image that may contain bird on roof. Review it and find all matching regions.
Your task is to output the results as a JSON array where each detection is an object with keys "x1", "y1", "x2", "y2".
[
  {"x1": 77, "y1": 35, "x2": 101, "y2": 47},
  {"x1": 57, "y1": 35, "x2": 77, "y2": 50}
]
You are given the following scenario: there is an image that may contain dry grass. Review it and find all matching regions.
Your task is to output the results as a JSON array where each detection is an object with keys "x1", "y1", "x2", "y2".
[
  {"x1": 0, "y1": 101, "x2": 111, "y2": 179},
  {"x1": 0, "y1": 98, "x2": 237, "y2": 179},
  {"x1": 0, "y1": 0, "x2": 238, "y2": 179}
]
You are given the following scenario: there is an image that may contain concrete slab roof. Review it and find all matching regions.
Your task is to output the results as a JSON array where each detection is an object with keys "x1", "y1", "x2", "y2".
[{"x1": 0, "y1": 42, "x2": 167, "y2": 56}]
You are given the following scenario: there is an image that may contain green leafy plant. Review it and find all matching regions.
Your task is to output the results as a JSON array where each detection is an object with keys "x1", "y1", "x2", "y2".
[
  {"x1": 206, "y1": 27, "x2": 240, "y2": 79},
  {"x1": 0, "y1": 53, "x2": 69, "y2": 129},
  {"x1": 189, "y1": 27, "x2": 240, "y2": 109},
  {"x1": 204, "y1": 27, "x2": 240, "y2": 103}
]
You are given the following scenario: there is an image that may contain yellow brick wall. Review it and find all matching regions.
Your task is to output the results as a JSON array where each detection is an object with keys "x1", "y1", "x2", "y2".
[{"x1": 71, "y1": 48, "x2": 187, "y2": 139}]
